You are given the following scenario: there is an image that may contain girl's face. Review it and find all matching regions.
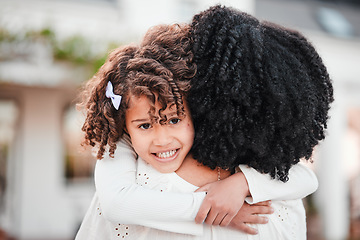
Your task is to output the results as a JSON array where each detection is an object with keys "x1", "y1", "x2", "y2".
[{"x1": 125, "y1": 95, "x2": 194, "y2": 173}]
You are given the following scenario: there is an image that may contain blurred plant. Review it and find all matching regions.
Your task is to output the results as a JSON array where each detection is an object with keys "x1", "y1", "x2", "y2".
[
  {"x1": 0, "y1": 28, "x2": 17, "y2": 42},
  {"x1": 0, "y1": 26, "x2": 120, "y2": 76}
]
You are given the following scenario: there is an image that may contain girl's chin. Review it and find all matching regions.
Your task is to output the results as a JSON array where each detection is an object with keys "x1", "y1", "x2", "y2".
[
  {"x1": 153, "y1": 158, "x2": 183, "y2": 173},
  {"x1": 155, "y1": 163, "x2": 182, "y2": 173}
]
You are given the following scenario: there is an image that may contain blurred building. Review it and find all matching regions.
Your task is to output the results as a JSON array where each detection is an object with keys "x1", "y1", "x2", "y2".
[
  {"x1": 0, "y1": 1, "x2": 253, "y2": 239},
  {"x1": 0, "y1": 0, "x2": 359, "y2": 239},
  {"x1": 255, "y1": 1, "x2": 360, "y2": 239}
]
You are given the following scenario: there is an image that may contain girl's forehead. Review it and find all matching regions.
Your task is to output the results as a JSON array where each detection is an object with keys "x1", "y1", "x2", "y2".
[
  {"x1": 127, "y1": 94, "x2": 152, "y2": 108},
  {"x1": 127, "y1": 94, "x2": 176, "y2": 111},
  {"x1": 126, "y1": 95, "x2": 180, "y2": 124}
]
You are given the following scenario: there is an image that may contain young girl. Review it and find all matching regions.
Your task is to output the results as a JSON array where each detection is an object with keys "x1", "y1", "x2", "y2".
[{"x1": 76, "y1": 23, "x2": 319, "y2": 239}]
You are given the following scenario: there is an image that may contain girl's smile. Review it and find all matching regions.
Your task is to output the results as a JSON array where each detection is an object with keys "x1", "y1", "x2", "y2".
[
  {"x1": 152, "y1": 149, "x2": 180, "y2": 162},
  {"x1": 125, "y1": 95, "x2": 194, "y2": 173}
]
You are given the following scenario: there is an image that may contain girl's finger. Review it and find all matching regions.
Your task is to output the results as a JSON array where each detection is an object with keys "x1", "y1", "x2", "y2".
[
  {"x1": 253, "y1": 200, "x2": 271, "y2": 206},
  {"x1": 247, "y1": 215, "x2": 269, "y2": 225},
  {"x1": 204, "y1": 208, "x2": 218, "y2": 225},
  {"x1": 250, "y1": 205, "x2": 274, "y2": 215},
  {"x1": 232, "y1": 223, "x2": 259, "y2": 235},
  {"x1": 212, "y1": 212, "x2": 227, "y2": 226},
  {"x1": 195, "y1": 184, "x2": 210, "y2": 193},
  {"x1": 219, "y1": 214, "x2": 234, "y2": 227},
  {"x1": 195, "y1": 201, "x2": 211, "y2": 224}
]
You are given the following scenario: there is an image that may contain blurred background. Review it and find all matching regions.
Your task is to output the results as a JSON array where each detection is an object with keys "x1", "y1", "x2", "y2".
[{"x1": 0, "y1": 0, "x2": 359, "y2": 239}]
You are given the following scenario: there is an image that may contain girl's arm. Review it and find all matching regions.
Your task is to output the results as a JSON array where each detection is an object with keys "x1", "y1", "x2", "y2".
[
  {"x1": 195, "y1": 163, "x2": 318, "y2": 226},
  {"x1": 96, "y1": 138, "x2": 317, "y2": 232},
  {"x1": 239, "y1": 163, "x2": 318, "y2": 204},
  {"x1": 95, "y1": 138, "x2": 206, "y2": 235}
]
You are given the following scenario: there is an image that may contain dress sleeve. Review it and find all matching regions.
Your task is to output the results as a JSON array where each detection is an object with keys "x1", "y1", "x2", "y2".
[
  {"x1": 238, "y1": 162, "x2": 318, "y2": 204},
  {"x1": 94, "y1": 138, "x2": 205, "y2": 235}
]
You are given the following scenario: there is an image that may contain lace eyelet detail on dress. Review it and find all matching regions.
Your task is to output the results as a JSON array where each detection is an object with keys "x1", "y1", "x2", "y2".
[
  {"x1": 114, "y1": 224, "x2": 130, "y2": 238},
  {"x1": 276, "y1": 202, "x2": 298, "y2": 239},
  {"x1": 136, "y1": 158, "x2": 169, "y2": 192},
  {"x1": 96, "y1": 202, "x2": 102, "y2": 216},
  {"x1": 137, "y1": 173, "x2": 150, "y2": 186}
]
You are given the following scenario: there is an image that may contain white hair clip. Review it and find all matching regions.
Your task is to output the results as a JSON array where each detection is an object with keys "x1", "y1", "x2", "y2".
[{"x1": 105, "y1": 81, "x2": 122, "y2": 110}]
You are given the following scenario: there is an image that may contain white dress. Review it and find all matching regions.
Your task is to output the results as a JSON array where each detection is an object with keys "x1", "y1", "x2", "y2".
[{"x1": 76, "y1": 139, "x2": 318, "y2": 240}]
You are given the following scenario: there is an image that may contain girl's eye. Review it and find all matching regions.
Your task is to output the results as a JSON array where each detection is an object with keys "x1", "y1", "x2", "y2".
[
  {"x1": 139, "y1": 123, "x2": 152, "y2": 130},
  {"x1": 169, "y1": 118, "x2": 181, "y2": 125}
]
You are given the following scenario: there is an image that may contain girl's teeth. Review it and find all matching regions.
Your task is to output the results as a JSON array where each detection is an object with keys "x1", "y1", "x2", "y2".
[{"x1": 156, "y1": 150, "x2": 176, "y2": 158}]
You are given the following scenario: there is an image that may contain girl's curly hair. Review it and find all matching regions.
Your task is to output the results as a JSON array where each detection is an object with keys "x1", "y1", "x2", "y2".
[
  {"x1": 79, "y1": 24, "x2": 195, "y2": 159},
  {"x1": 188, "y1": 5, "x2": 334, "y2": 181}
]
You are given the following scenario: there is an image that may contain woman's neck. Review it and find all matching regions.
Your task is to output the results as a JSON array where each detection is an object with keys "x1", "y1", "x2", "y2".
[{"x1": 175, "y1": 154, "x2": 231, "y2": 187}]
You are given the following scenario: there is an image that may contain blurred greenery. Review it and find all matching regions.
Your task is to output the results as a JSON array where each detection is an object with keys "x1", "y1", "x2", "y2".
[{"x1": 0, "y1": 26, "x2": 121, "y2": 76}]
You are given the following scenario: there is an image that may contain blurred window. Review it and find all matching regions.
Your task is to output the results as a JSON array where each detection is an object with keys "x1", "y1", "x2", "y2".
[
  {"x1": 346, "y1": 108, "x2": 360, "y2": 221},
  {"x1": 0, "y1": 100, "x2": 18, "y2": 213},
  {"x1": 82, "y1": 0, "x2": 117, "y2": 2},
  {"x1": 320, "y1": 0, "x2": 360, "y2": 5},
  {"x1": 63, "y1": 105, "x2": 95, "y2": 184},
  {"x1": 178, "y1": 0, "x2": 197, "y2": 21}
]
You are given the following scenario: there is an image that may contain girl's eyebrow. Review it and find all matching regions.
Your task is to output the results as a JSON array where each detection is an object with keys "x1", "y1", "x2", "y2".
[
  {"x1": 131, "y1": 118, "x2": 150, "y2": 123},
  {"x1": 167, "y1": 112, "x2": 178, "y2": 117},
  {"x1": 131, "y1": 112, "x2": 178, "y2": 123}
]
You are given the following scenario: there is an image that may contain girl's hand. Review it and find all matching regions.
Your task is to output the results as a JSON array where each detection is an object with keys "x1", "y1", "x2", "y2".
[
  {"x1": 229, "y1": 201, "x2": 273, "y2": 235},
  {"x1": 195, "y1": 172, "x2": 250, "y2": 226}
]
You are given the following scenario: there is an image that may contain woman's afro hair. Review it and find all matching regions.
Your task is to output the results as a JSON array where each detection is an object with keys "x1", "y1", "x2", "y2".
[{"x1": 188, "y1": 5, "x2": 334, "y2": 181}]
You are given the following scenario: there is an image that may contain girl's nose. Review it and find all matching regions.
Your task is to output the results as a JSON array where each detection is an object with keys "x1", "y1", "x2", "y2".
[{"x1": 153, "y1": 126, "x2": 172, "y2": 146}]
